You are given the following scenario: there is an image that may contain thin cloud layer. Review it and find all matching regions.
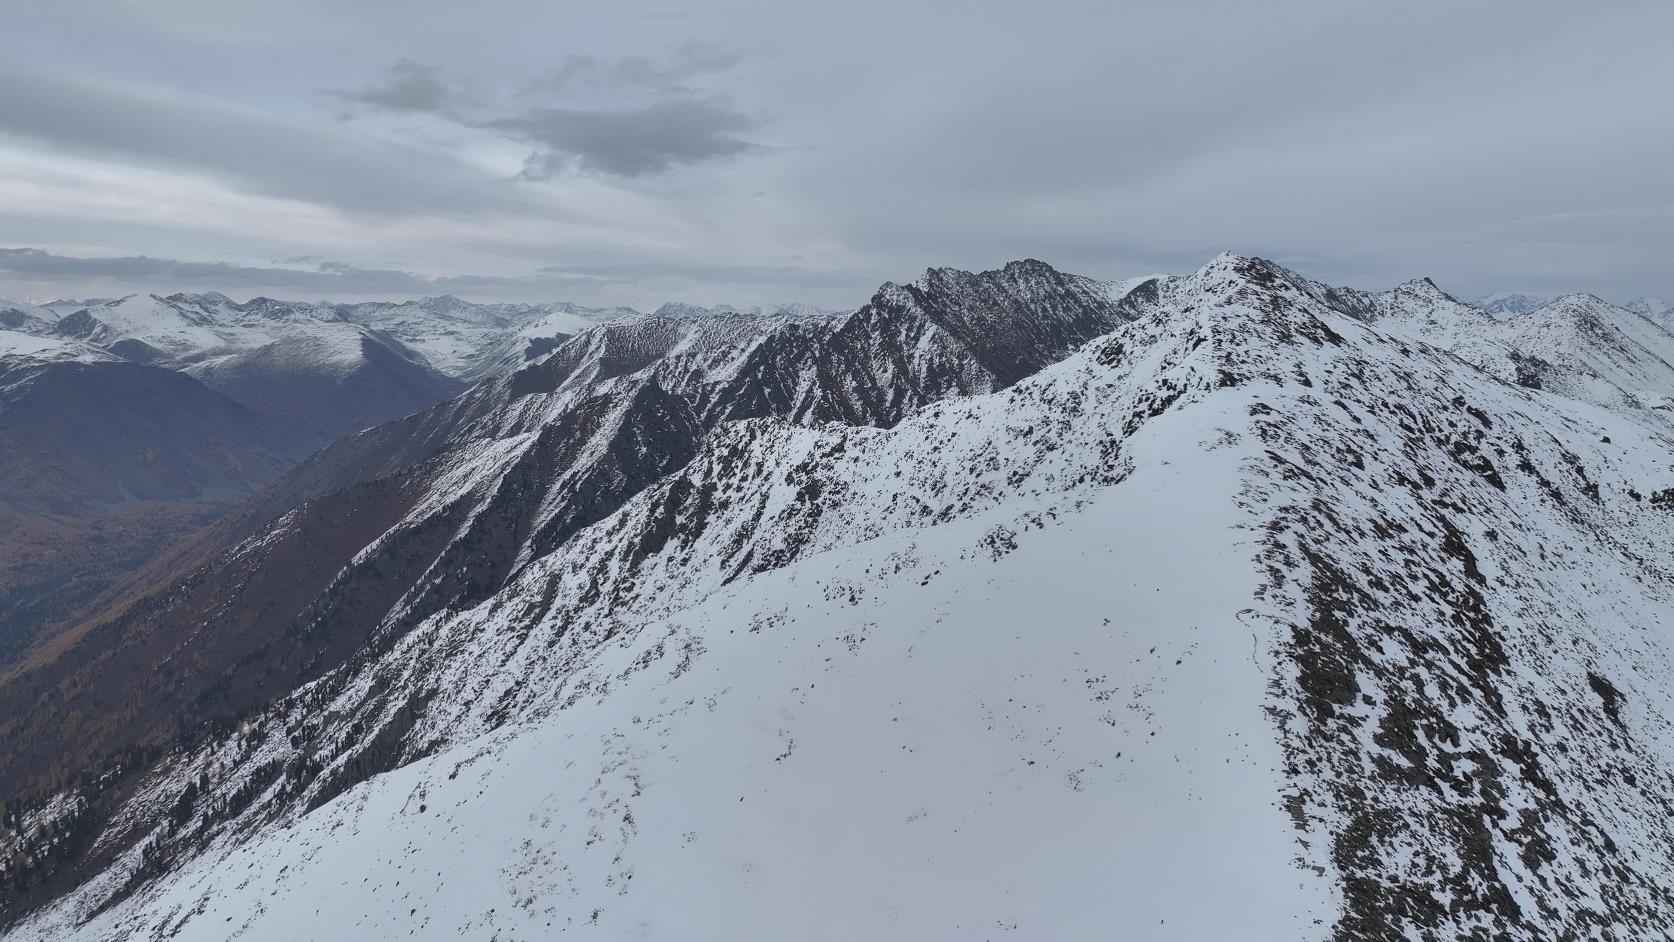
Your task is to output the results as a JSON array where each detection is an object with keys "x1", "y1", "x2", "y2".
[
  {"x1": 324, "y1": 50, "x2": 759, "y2": 179},
  {"x1": 0, "y1": 247, "x2": 845, "y2": 305},
  {"x1": 0, "y1": 61, "x2": 537, "y2": 219},
  {"x1": 0, "y1": 0, "x2": 1670, "y2": 306},
  {"x1": 533, "y1": 45, "x2": 745, "y2": 95}
]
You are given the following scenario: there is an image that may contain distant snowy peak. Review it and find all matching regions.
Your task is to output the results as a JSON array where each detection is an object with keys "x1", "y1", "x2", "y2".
[
  {"x1": 49, "y1": 293, "x2": 236, "y2": 358},
  {"x1": 1478, "y1": 291, "x2": 1552, "y2": 319},
  {"x1": 7, "y1": 290, "x2": 634, "y2": 382},
  {"x1": 0, "y1": 302, "x2": 55, "y2": 335}
]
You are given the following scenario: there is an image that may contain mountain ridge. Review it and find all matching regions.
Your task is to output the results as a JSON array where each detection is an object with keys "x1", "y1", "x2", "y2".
[{"x1": 5, "y1": 254, "x2": 1674, "y2": 940}]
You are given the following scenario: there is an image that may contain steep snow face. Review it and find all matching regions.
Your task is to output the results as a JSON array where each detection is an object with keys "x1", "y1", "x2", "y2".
[{"x1": 11, "y1": 255, "x2": 1674, "y2": 941}]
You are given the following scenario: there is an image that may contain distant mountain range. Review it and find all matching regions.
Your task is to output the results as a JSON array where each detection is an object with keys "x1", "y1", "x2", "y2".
[{"x1": 0, "y1": 292, "x2": 824, "y2": 671}]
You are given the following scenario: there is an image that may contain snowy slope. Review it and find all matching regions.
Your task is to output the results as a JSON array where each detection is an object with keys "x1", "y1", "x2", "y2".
[
  {"x1": 0, "y1": 329, "x2": 114, "y2": 363},
  {"x1": 8, "y1": 255, "x2": 1674, "y2": 941}
]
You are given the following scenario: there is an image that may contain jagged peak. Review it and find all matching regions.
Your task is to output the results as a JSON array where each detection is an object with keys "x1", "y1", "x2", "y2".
[
  {"x1": 1391, "y1": 276, "x2": 1459, "y2": 303},
  {"x1": 999, "y1": 257, "x2": 1062, "y2": 277},
  {"x1": 910, "y1": 258, "x2": 1069, "y2": 292}
]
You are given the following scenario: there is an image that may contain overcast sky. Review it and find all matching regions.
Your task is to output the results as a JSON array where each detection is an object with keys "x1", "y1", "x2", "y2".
[{"x1": 1, "y1": 0, "x2": 1670, "y2": 309}]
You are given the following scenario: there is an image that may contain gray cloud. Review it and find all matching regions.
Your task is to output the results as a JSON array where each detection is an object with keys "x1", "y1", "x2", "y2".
[
  {"x1": 325, "y1": 58, "x2": 454, "y2": 114},
  {"x1": 323, "y1": 49, "x2": 760, "y2": 178},
  {"x1": 532, "y1": 44, "x2": 743, "y2": 95},
  {"x1": 487, "y1": 99, "x2": 758, "y2": 178},
  {"x1": 0, "y1": 59, "x2": 539, "y2": 218}
]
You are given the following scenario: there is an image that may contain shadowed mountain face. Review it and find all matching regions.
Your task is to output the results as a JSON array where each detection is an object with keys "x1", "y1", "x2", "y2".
[
  {"x1": 0, "y1": 356, "x2": 307, "y2": 667},
  {"x1": 184, "y1": 334, "x2": 465, "y2": 452},
  {"x1": 0, "y1": 358, "x2": 300, "y2": 516},
  {"x1": 6, "y1": 256, "x2": 1674, "y2": 941}
]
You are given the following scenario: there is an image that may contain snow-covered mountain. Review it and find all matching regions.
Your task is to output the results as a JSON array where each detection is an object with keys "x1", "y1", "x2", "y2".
[{"x1": 5, "y1": 256, "x2": 1674, "y2": 940}]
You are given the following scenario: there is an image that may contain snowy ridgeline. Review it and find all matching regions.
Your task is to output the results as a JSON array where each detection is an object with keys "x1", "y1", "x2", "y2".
[
  {"x1": 0, "y1": 292, "x2": 835, "y2": 383},
  {"x1": 8, "y1": 256, "x2": 1674, "y2": 940}
]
